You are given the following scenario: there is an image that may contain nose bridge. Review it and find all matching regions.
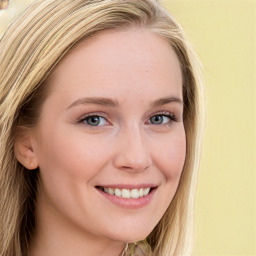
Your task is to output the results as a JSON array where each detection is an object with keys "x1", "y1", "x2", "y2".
[{"x1": 113, "y1": 122, "x2": 152, "y2": 172}]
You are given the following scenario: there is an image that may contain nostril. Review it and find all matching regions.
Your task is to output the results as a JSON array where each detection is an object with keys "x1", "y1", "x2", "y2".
[{"x1": 120, "y1": 163, "x2": 150, "y2": 173}]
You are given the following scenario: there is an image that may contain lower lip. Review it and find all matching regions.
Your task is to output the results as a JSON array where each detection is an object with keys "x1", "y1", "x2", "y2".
[{"x1": 97, "y1": 188, "x2": 156, "y2": 209}]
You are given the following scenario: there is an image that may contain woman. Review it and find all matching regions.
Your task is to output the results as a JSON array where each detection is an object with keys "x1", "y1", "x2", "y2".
[{"x1": 0, "y1": 0, "x2": 203, "y2": 255}]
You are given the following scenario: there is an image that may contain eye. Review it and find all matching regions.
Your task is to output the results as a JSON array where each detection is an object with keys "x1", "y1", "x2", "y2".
[
  {"x1": 81, "y1": 115, "x2": 109, "y2": 126},
  {"x1": 148, "y1": 113, "x2": 176, "y2": 125},
  {"x1": 149, "y1": 115, "x2": 169, "y2": 125}
]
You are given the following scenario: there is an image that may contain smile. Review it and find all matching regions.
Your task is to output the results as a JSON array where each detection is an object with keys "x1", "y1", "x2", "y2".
[
  {"x1": 96, "y1": 185, "x2": 157, "y2": 209},
  {"x1": 98, "y1": 187, "x2": 151, "y2": 199}
]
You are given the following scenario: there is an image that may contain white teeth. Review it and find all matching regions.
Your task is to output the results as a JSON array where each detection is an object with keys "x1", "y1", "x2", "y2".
[
  {"x1": 103, "y1": 187, "x2": 151, "y2": 198},
  {"x1": 115, "y1": 188, "x2": 122, "y2": 197},
  {"x1": 108, "y1": 188, "x2": 115, "y2": 195},
  {"x1": 130, "y1": 189, "x2": 140, "y2": 199},
  {"x1": 143, "y1": 188, "x2": 150, "y2": 196},
  {"x1": 139, "y1": 188, "x2": 144, "y2": 197},
  {"x1": 122, "y1": 189, "x2": 130, "y2": 198}
]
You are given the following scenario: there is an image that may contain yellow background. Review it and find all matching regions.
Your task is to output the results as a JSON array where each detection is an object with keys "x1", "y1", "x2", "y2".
[
  {"x1": 165, "y1": 1, "x2": 255, "y2": 255},
  {"x1": 0, "y1": 0, "x2": 255, "y2": 255}
]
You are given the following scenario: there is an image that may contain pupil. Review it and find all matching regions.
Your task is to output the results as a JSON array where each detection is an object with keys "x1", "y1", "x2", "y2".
[
  {"x1": 151, "y1": 115, "x2": 163, "y2": 124},
  {"x1": 88, "y1": 116, "x2": 100, "y2": 126}
]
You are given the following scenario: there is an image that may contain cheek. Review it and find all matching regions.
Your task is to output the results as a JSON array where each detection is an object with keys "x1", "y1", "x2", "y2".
[
  {"x1": 154, "y1": 130, "x2": 186, "y2": 181},
  {"x1": 155, "y1": 130, "x2": 186, "y2": 212},
  {"x1": 34, "y1": 129, "x2": 112, "y2": 222},
  {"x1": 36, "y1": 127, "x2": 107, "y2": 176},
  {"x1": 34, "y1": 128, "x2": 106, "y2": 200}
]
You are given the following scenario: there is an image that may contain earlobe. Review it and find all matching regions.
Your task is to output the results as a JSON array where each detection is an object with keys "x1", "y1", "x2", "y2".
[{"x1": 14, "y1": 132, "x2": 39, "y2": 170}]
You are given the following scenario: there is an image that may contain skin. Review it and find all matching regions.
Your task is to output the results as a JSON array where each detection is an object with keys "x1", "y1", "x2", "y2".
[{"x1": 16, "y1": 27, "x2": 186, "y2": 256}]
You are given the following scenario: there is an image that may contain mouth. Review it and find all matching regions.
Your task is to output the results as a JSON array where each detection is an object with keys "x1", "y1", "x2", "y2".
[{"x1": 96, "y1": 186, "x2": 155, "y2": 199}]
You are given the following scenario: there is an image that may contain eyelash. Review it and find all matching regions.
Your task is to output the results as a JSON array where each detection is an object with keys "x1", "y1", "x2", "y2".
[
  {"x1": 148, "y1": 111, "x2": 178, "y2": 125},
  {"x1": 78, "y1": 113, "x2": 110, "y2": 127},
  {"x1": 78, "y1": 111, "x2": 178, "y2": 127}
]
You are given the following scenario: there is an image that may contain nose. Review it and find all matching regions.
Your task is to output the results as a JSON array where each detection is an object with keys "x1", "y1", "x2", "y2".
[{"x1": 112, "y1": 125, "x2": 152, "y2": 173}]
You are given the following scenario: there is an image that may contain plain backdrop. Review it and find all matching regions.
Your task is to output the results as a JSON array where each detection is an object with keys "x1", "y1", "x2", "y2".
[{"x1": 165, "y1": 1, "x2": 255, "y2": 255}]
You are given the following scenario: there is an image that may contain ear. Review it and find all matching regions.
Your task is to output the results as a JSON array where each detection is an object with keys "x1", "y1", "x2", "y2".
[{"x1": 14, "y1": 128, "x2": 39, "y2": 170}]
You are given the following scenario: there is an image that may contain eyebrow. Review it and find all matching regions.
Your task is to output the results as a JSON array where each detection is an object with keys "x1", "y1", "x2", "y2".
[
  {"x1": 150, "y1": 96, "x2": 183, "y2": 107},
  {"x1": 67, "y1": 96, "x2": 183, "y2": 110},
  {"x1": 67, "y1": 97, "x2": 119, "y2": 109}
]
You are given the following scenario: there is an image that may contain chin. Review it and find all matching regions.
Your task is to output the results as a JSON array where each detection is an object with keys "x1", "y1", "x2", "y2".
[{"x1": 105, "y1": 225, "x2": 154, "y2": 244}]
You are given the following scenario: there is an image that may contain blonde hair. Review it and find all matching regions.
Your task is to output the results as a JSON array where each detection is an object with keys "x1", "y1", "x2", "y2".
[{"x1": 0, "y1": 0, "x2": 204, "y2": 255}]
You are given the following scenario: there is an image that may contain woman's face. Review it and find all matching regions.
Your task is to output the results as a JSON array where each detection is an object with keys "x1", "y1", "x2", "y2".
[{"x1": 31, "y1": 28, "x2": 185, "y2": 243}]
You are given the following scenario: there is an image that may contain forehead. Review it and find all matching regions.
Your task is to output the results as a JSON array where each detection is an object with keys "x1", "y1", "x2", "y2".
[{"x1": 46, "y1": 27, "x2": 182, "y2": 103}]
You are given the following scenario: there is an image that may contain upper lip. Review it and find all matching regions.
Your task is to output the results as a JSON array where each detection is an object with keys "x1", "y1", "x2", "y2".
[{"x1": 96, "y1": 184, "x2": 158, "y2": 189}]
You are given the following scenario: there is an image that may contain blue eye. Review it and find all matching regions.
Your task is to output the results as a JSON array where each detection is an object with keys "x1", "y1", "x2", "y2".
[
  {"x1": 82, "y1": 115, "x2": 108, "y2": 126},
  {"x1": 149, "y1": 114, "x2": 175, "y2": 125}
]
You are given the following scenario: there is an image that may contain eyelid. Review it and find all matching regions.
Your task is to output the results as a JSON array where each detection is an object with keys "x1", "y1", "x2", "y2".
[
  {"x1": 149, "y1": 110, "x2": 176, "y2": 119},
  {"x1": 77, "y1": 112, "x2": 110, "y2": 125},
  {"x1": 76, "y1": 110, "x2": 180, "y2": 127},
  {"x1": 77, "y1": 111, "x2": 107, "y2": 120},
  {"x1": 146, "y1": 111, "x2": 178, "y2": 124}
]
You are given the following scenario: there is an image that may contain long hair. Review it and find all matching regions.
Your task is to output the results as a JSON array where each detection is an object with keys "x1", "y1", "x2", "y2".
[{"x1": 0, "y1": 0, "x2": 204, "y2": 255}]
